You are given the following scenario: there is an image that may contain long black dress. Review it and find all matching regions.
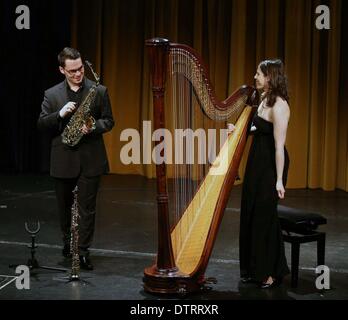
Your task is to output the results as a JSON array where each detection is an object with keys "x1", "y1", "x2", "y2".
[{"x1": 239, "y1": 113, "x2": 290, "y2": 282}]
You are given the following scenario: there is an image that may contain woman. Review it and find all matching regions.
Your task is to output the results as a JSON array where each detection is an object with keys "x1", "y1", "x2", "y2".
[{"x1": 238, "y1": 59, "x2": 290, "y2": 288}]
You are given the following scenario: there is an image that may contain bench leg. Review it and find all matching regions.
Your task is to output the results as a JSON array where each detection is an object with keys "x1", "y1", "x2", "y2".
[
  {"x1": 317, "y1": 233, "x2": 326, "y2": 266},
  {"x1": 291, "y1": 242, "x2": 300, "y2": 288}
]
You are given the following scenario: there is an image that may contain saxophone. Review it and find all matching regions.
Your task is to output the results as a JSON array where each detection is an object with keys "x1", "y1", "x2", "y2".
[
  {"x1": 70, "y1": 186, "x2": 80, "y2": 280},
  {"x1": 61, "y1": 60, "x2": 100, "y2": 147}
]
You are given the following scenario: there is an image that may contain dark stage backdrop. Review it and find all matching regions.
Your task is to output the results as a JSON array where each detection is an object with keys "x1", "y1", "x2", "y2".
[
  {"x1": 0, "y1": 0, "x2": 72, "y2": 173},
  {"x1": 1, "y1": 0, "x2": 347, "y2": 192},
  {"x1": 71, "y1": 0, "x2": 348, "y2": 191}
]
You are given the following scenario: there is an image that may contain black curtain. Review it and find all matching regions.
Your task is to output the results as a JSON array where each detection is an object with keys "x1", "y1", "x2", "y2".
[{"x1": 0, "y1": 0, "x2": 72, "y2": 173}]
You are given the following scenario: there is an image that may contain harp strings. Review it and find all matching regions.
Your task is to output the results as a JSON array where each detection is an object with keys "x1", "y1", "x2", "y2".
[
  {"x1": 169, "y1": 48, "x2": 213, "y2": 258},
  {"x1": 170, "y1": 48, "x2": 247, "y2": 121},
  {"x1": 168, "y1": 47, "x2": 247, "y2": 260}
]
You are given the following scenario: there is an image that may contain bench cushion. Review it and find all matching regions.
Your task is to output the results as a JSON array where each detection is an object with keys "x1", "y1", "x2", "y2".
[{"x1": 278, "y1": 205, "x2": 327, "y2": 231}]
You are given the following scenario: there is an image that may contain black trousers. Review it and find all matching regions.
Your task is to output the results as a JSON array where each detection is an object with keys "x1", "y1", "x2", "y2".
[{"x1": 54, "y1": 175, "x2": 101, "y2": 256}]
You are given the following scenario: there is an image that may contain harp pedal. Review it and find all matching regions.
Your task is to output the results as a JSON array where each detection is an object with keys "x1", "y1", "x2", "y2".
[
  {"x1": 201, "y1": 285, "x2": 213, "y2": 292},
  {"x1": 204, "y1": 277, "x2": 217, "y2": 285},
  {"x1": 201, "y1": 277, "x2": 217, "y2": 293}
]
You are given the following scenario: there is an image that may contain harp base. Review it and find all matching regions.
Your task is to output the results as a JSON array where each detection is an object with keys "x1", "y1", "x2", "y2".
[{"x1": 143, "y1": 265, "x2": 204, "y2": 296}]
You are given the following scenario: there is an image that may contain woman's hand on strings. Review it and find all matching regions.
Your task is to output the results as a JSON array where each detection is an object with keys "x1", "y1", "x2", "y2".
[{"x1": 227, "y1": 123, "x2": 236, "y2": 134}]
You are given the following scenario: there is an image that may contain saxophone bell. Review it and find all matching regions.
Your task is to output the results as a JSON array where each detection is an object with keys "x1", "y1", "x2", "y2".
[{"x1": 85, "y1": 116, "x2": 96, "y2": 131}]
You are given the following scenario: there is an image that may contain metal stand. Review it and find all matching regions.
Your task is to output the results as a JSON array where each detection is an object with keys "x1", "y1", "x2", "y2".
[
  {"x1": 53, "y1": 255, "x2": 89, "y2": 284},
  {"x1": 53, "y1": 274, "x2": 91, "y2": 285},
  {"x1": 9, "y1": 221, "x2": 67, "y2": 273}
]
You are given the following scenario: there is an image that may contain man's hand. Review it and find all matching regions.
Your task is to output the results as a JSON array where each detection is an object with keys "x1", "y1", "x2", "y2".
[
  {"x1": 59, "y1": 102, "x2": 76, "y2": 118},
  {"x1": 81, "y1": 116, "x2": 96, "y2": 135},
  {"x1": 81, "y1": 124, "x2": 93, "y2": 135}
]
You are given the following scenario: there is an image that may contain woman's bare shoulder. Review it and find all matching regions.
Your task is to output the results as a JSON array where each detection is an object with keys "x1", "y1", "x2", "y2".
[{"x1": 273, "y1": 97, "x2": 290, "y2": 118}]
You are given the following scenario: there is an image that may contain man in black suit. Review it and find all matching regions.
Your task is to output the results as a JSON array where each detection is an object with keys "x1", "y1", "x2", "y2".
[{"x1": 38, "y1": 48, "x2": 114, "y2": 270}]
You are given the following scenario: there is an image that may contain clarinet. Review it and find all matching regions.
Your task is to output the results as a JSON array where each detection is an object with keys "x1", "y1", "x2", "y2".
[{"x1": 70, "y1": 186, "x2": 80, "y2": 280}]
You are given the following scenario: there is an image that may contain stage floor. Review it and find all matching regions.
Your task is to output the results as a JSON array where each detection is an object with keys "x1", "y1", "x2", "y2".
[{"x1": 0, "y1": 174, "x2": 347, "y2": 300}]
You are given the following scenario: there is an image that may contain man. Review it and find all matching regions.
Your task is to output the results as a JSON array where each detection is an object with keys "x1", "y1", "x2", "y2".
[{"x1": 37, "y1": 47, "x2": 114, "y2": 270}]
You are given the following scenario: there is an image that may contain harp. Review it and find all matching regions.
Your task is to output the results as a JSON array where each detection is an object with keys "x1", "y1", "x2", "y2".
[{"x1": 143, "y1": 38, "x2": 258, "y2": 295}]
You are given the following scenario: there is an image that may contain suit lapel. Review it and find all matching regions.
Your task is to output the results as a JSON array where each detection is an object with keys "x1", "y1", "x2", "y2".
[{"x1": 57, "y1": 80, "x2": 69, "y2": 107}]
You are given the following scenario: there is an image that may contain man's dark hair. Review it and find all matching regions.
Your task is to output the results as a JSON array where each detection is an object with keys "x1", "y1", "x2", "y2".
[{"x1": 58, "y1": 47, "x2": 81, "y2": 67}]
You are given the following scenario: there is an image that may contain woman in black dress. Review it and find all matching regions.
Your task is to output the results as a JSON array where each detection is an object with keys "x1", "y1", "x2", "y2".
[{"x1": 237, "y1": 59, "x2": 290, "y2": 288}]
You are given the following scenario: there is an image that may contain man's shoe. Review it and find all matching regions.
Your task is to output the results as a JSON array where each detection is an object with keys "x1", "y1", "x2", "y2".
[
  {"x1": 241, "y1": 277, "x2": 254, "y2": 284},
  {"x1": 79, "y1": 255, "x2": 94, "y2": 270},
  {"x1": 62, "y1": 245, "x2": 72, "y2": 258}
]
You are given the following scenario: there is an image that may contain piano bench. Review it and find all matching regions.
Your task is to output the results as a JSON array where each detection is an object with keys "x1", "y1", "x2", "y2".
[{"x1": 278, "y1": 205, "x2": 327, "y2": 288}]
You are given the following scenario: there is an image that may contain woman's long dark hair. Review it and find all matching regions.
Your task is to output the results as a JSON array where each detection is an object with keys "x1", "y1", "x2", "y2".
[{"x1": 259, "y1": 59, "x2": 289, "y2": 107}]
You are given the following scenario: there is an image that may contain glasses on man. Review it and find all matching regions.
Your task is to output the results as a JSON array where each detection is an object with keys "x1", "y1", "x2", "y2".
[{"x1": 65, "y1": 64, "x2": 84, "y2": 75}]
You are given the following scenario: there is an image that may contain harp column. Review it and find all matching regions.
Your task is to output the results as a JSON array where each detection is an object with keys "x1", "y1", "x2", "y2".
[{"x1": 144, "y1": 38, "x2": 181, "y2": 294}]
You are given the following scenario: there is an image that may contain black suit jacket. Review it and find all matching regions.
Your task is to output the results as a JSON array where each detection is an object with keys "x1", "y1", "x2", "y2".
[{"x1": 38, "y1": 78, "x2": 114, "y2": 178}]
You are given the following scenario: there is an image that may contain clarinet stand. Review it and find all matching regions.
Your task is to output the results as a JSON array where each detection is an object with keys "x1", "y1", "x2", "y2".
[
  {"x1": 9, "y1": 221, "x2": 67, "y2": 273},
  {"x1": 53, "y1": 256, "x2": 90, "y2": 285}
]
